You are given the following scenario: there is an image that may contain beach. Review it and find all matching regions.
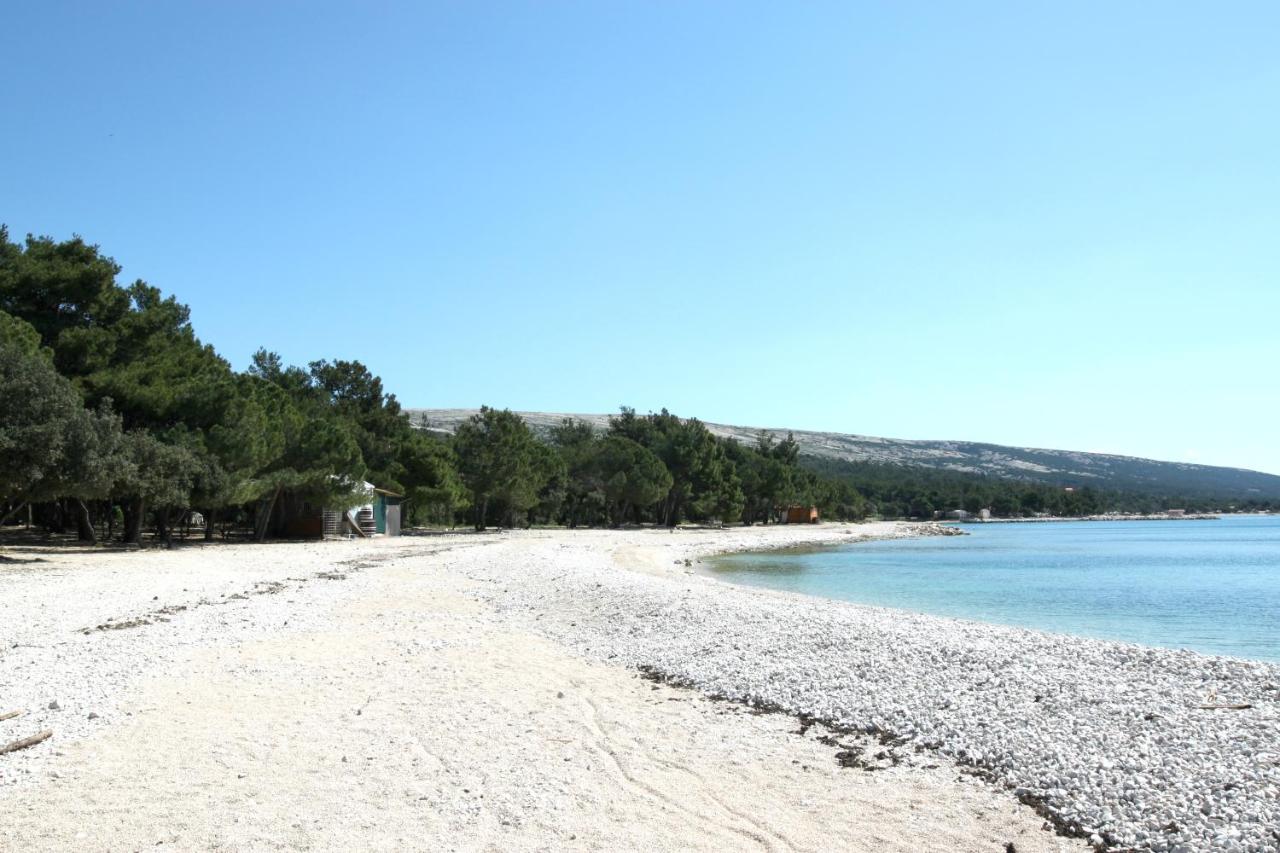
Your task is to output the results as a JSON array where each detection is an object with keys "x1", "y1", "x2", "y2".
[{"x1": 1, "y1": 524, "x2": 1275, "y2": 851}]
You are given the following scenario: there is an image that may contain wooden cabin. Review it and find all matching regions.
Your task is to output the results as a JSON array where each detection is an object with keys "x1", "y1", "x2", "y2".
[{"x1": 783, "y1": 505, "x2": 819, "y2": 524}]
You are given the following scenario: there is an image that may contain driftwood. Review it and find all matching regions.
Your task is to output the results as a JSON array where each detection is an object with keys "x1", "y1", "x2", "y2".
[
  {"x1": 0, "y1": 729, "x2": 52, "y2": 755},
  {"x1": 1199, "y1": 704, "x2": 1253, "y2": 711},
  {"x1": 0, "y1": 709, "x2": 23, "y2": 722}
]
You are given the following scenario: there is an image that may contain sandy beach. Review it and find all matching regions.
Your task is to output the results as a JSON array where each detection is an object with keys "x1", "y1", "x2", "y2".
[{"x1": 1, "y1": 524, "x2": 1274, "y2": 851}]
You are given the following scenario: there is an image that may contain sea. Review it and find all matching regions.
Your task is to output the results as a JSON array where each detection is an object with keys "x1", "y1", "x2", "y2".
[{"x1": 710, "y1": 515, "x2": 1280, "y2": 662}]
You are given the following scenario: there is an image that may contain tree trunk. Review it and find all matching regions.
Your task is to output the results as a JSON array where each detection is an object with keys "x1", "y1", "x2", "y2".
[
  {"x1": 123, "y1": 497, "x2": 145, "y2": 545},
  {"x1": 73, "y1": 499, "x2": 96, "y2": 544},
  {"x1": 473, "y1": 494, "x2": 488, "y2": 532},
  {"x1": 0, "y1": 501, "x2": 27, "y2": 528},
  {"x1": 47, "y1": 500, "x2": 67, "y2": 534},
  {"x1": 204, "y1": 508, "x2": 217, "y2": 541},
  {"x1": 160, "y1": 507, "x2": 175, "y2": 550},
  {"x1": 254, "y1": 489, "x2": 280, "y2": 543}
]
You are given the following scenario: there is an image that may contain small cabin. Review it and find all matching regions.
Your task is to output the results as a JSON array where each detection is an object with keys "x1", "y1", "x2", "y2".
[
  {"x1": 373, "y1": 487, "x2": 403, "y2": 535},
  {"x1": 783, "y1": 505, "x2": 819, "y2": 524},
  {"x1": 314, "y1": 482, "x2": 403, "y2": 538}
]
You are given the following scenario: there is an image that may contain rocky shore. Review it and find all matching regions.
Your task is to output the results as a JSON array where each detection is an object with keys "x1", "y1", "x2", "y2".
[
  {"x1": 0, "y1": 525, "x2": 1078, "y2": 852},
  {"x1": 455, "y1": 525, "x2": 1279, "y2": 852},
  {"x1": 1, "y1": 523, "x2": 1275, "y2": 851}
]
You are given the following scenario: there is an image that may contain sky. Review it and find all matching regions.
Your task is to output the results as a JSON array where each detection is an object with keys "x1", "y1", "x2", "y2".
[{"x1": 4, "y1": 2, "x2": 1278, "y2": 473}]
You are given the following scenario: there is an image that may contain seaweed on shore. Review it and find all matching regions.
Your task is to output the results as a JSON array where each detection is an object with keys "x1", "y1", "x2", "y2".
[{"x1": 636, "y1": 664, "x2": 908, "y2": 771}]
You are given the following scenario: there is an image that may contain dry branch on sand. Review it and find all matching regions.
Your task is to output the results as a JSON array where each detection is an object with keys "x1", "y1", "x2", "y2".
[{"x1": 0, "y1": 729, "x2": 52, "y2": 755}]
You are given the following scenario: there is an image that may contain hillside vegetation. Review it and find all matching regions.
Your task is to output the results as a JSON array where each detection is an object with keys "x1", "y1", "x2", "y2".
[{"x1": 412, "y1": 409, "x2": 1280, "y2": 502}]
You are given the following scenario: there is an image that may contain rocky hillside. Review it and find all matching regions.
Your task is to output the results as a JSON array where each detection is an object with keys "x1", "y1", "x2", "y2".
[{"x1": 408, "y1": 409, "x2": 1280, "y2": 499}]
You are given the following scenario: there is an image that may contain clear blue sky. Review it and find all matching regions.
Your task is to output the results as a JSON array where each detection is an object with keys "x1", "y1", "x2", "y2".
[{"x1": 5, "y1": 3, "x2": 1278, "y2": 473}]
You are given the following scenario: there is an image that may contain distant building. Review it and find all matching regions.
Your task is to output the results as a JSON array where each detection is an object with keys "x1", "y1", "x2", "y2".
[
  {"x1": 1166, "y1": 508, "x2": 1186, "y2": 517},
  {"x1": 945, "y1": 509, "x2": 970, "y2": 521},
  {"x1": 783, "y1": 506, "x2": 819, "y2": 524},
  {"x1": 978, "y1": 508, "x2": 991, "y2": 521}
]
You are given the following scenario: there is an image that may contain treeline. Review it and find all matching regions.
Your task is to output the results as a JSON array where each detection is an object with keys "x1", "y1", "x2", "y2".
[
  {"x1": 0, "y1": 228, "x2": 460, "y2": 544},
  {"x1": 448, "y1": 406, "x2": 870, "y2": 531},
  {"x1": 802, "y1": 457, "x2": 1275, "y2": 518},
  {"x1": 0, "y1": 229, "x2": 863, "y2": 544},
  {"x1": 2, "y1": 228, "x2": 1271, "y2": 546}
]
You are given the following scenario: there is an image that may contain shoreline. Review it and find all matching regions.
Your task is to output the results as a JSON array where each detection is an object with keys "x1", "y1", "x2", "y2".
[
  {"x1": 2, "y1": 525, "x2": 1276, "y2": 851},
  {"x1": 476, "y1": 526, "x2": 1279, "y2": 852},
  {"x1": 701, "y1": 520, "x2": 1278, "y2": 667},
  {"x1": 0, "y1": 525, "x2": 1082, "y2": 853}
]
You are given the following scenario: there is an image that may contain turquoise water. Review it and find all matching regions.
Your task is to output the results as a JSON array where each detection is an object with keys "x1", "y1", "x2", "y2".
[{"x1": 711, "y1": 516, "x2": 1280, "y2": 662}]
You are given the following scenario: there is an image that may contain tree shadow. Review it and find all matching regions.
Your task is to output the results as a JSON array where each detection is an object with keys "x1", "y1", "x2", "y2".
[{"x1": 0, "y1": 554, "x2": 47, "y2": 564}]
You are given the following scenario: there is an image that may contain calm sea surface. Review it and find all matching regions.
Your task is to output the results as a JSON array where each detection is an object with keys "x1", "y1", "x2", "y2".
[{"x1": 710, "y1": 516, "x2": 1280, "y2": 662}]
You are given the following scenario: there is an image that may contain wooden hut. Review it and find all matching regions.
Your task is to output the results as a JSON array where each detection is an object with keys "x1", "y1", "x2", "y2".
[{"x1": 783, "y1": 505, "x2": 819, "y2": 524}]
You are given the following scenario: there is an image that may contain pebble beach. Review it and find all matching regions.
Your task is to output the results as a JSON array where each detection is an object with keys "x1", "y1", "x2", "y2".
[{"x1": 1, "y1": 523, "x2": 1276, "y2": 851}]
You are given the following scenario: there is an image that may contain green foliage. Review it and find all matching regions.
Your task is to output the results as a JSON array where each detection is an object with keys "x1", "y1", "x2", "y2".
[
  {"x1": 262, "y1": 404, "x2": 365, "y2": 503},
  {"x1": 0, "y1": 311, "x2": 89, "y2": 504},
  {"x1": 397, "y1": 431, "x2": 465, "y2": 525},
  {"x1": 727, "y1": 435, "x2": 795, "y2": 524},
  {"x1": 0, "y1": 228, "x2": 131, "y2": 350},
  {"x1": 549, "y1": 419, "x2": 608, "y2": 527},
  {"x1": 250, "y1": 350, "x2": 458, "y2": 522},
  {"x1": 541, "y1": 411, "x2": 865, "y2": 528},
  {"x1": 0, "y1": 308, "x2": 44, "y2": 356},
  {"x1": 37, "y1": 403, "x2": 130, "y2": 507},
  {"x1": 307, "y1": 358, "x2": 406, "y2": 484},
  {"x1": 115, "y1": 430, "x2": 198, "y2": 510},
  {"x1": 453, "y1": 407, "x2": 544, "y2": 530},
  {"x1": 597, "y1": 436, "x2": 673, "y2": 526},
  {"x1": 501, "y1": 440, "x2": 566, "y2": 527},
  {"x1": 0, "y1": 231, "x2": 378, "y2": 541},
  {"x1": 608, "y1": 409, "x2": 743, "y2": 526},
  {"x1": 0, "y1": 310, "x2": 129, "y2": 517},
  {"x1": 7, "y1": 224, "x2": 1268, "y2": 542}
]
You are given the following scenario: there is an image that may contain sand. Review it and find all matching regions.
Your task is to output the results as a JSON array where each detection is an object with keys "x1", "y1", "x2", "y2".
[{"x1": 0, "y1": 525, "x2": 1086, "y2": 852}]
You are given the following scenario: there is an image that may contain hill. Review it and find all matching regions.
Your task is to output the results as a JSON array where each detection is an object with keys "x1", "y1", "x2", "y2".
[{"x1": 408, "y1": 409, "x2": 1280, "y2": 500}]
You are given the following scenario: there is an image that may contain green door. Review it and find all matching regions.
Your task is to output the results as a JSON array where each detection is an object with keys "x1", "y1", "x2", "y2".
[{"x1": 374, "y1": 496, "x2": 386, "y2": 534}]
